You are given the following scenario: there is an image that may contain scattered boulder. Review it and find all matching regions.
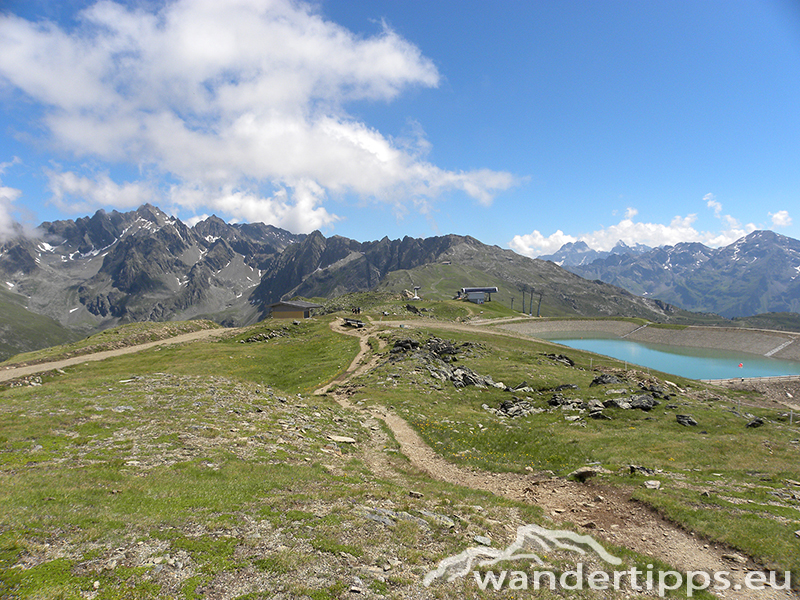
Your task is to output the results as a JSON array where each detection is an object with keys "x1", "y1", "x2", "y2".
[
  {"x1": 639, "y1": 383, "x2": 671, "y2": 399},
  {"x1": 676, "y1": 414, "x2": 698, "y2": 427},
  {"x1": 603, "y1": 398, "x2": 632, "y2": 410},
  {"x1": 554, "y1": 384, "x2": 579, "y2": 392},
  {"x1": 589, "y1": 410, "x2": 611, "y2": 420},
  {"x1": 485, "y1": 397, "x2": 545, "y2": 419},
  {"x1": 391, "y1": 339, "x2": 420, "y2": 353},
  {"x1": 629, "y1": 465, "x2": 656, "y2": 476},
  {"x1": 584, "y1": 398, "x2": 603, "y2": 411},
  {"x1": 590, "y1": 374, "x2": 624, "y2": 387},
  {"x1": 644, "y1": 480, "x2": 662, "y2": 490},
  {"x1": 542, "y1": 353, "x2": 575, "y2": 367},
  {"x1": 473, "y1": 535, "x2": 492, "y2": 546},
  {"x1": 568, "y1": 466, "x2": 610, "y2": 482},
  {"x1": 746, "y1": 417, "x2": 765, "y2": 428},
  {"x1": 549, "y1": 393, "x2": 581, "y2": 408},
  {"x1": 629, "y1": 394, "x2": 660, "y2": 411},
  {"x1": 405, "y1": 303, "x2": 420, "y2": 315},
  {"x1": 449, "y1": 366, "x2": 497, "y2": 389}
]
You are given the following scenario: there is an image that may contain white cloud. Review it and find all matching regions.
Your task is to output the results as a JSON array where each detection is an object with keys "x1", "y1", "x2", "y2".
[
  {"x1": 183, "y1": 214, "x2": 209, "y2": 228},
  {"x1": 0, "y1": 0, "x2": 517, "y2": 231},
  {"x1": 509, "y1": 229, "x2": 577, "y2": 257},
  {"x1": 0, "y1": 158, "x2": 23, "y2": 240},
  {"x1": 0, "y1": 184, "x2": 21, "y2": 241},
  {"x1": 510, "y1": 195, "x2": 764, "y2": 258},
  {"x1": 170, "y1": 179, "x2": 338, "y2": 234},
  {"x1": 770, "y1": 210, "x2": 792, "y2": 227},
  {"x1": 46, "y1": 169, "x2": 156, "y2": 213}
]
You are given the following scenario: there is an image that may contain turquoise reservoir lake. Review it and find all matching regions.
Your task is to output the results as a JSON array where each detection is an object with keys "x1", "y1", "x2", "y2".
[{"x1": 538, "y1": 333, "x2": 800, "y2": 380}]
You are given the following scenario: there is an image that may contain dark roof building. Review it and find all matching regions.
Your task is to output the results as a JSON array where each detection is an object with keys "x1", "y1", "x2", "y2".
[
  {"x1": 268, "y1": 300, "x2": 323, "y2": 319},
  {"x1": 455, "y1": 286, "x2": 499, "y2": 303}
]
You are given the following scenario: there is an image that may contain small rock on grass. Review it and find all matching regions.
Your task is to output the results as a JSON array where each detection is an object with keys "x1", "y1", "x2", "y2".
[
  {"x1": 473, "y1": 535, "x2": 492, "y2": 546},
  {"x1": 644, "y1": 480, "x2": 662, "y2": 490},
  {"x1": 327, "y1": 435, "x2": 356, "y2": 443},
  {"x1": 568, "y1": 466, "x2": 611, "y2": 482}
]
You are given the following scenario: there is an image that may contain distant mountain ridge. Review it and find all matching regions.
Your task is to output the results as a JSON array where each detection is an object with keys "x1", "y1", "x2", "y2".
[
  {"x1": 1, "y1": 204, "x2": 305, "y2": 332},
  {"x1": 0, "y1": 205, "x2": 684, "y2": 352},
  {"x1": 3, "y1": 204, "x2": 798, "y2": 360},
  {"x1": 539, "y1": 240, "x2": 652, "y2": 266},
  {"x1": 550, "y1": 230, "x2": 800, "y2": 318}
]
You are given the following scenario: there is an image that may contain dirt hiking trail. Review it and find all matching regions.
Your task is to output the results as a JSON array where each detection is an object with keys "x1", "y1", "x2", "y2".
[
  {"x1": 6, "y1": 317, "x2": 795, "y2": 597},
  {"x1": 319, "y1": 318, "x2": 798, "y2": 599}
]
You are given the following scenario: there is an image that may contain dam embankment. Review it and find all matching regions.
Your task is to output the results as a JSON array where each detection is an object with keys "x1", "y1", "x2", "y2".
[{"x1": 496, "y1": 319, "x2": 800, "y2": 362}]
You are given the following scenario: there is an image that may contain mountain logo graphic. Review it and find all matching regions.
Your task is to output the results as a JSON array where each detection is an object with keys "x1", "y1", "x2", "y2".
[{"x1": 423, "y1": 523, "x2": 622, "y2": 587}]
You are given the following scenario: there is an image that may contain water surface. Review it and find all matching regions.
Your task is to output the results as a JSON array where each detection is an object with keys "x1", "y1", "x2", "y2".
[{"x1": 537, "y1": 332, "x2": 800, "y2": 380}]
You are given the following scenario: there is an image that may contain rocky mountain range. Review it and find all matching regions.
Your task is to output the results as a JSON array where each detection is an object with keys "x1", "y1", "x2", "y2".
[
  {"x1": 2, "y1": 204, "x2": 798, "y2": 360},
  {"x1": 547, "y1": 230, "x2": 800, "y2": 318},
  {"x1": 539, "y1": 240, "x2": 652, "y2": 267},
  {"x1": 0, "y1": 205, "x2": 682, "y2": 350},
  {"x1": 0, "y1": 205, "x2": 304, "y2": 333}
]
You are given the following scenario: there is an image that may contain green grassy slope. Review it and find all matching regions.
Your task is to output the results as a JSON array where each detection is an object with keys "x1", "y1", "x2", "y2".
[
  {"x1": 0, "y1": 288, "x2": 79, "y2": 361},
  {"x1": 344, "y1": 317, "x2": 800, "y2": 582},
  {"x1": 0, "y1": 306, "x2": 795, "y2": 597},
  {"x1": 1, "y1": 319, "x2": 221, "y2": 367}
]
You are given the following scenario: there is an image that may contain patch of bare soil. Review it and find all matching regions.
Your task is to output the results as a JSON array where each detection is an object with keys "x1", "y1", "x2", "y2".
[
  {"x1": 321, "y1": 323, "x2": 799, "y2": 600},
  {"x1": 714, "y1": 379, "x2": 800, "y2": 412}
]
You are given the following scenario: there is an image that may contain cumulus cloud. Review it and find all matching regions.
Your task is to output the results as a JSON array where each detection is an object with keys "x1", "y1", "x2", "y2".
[
  {"x1": 46, "y1": 169, "x2": 156, "y2": 213},
  {"x1": 0, "y1": 184, "x2": 21, "y2": 241},
  {"x1": 509, "y1": 229, "x2": 577, "y2": 257},
  {"x1": 510, "y1": 195, "x2": 761, "y2": 258},
  {"x1": 169, "y1": 179, "x2": 338, "y2": 234},
  {"x1": 0, "y1": 158, "x2": 23, "y2": 241},
  {"x1": 770, "y1": 210, "x2": 792, "y2": 227},
  {"x1": 0, "y1": 0, "x2": 517, "y2": 230}
]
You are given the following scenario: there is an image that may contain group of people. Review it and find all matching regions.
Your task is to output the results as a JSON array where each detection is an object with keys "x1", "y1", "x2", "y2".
[{"x1": 351, "y1": 307, "x2": 362, "y2": 315}]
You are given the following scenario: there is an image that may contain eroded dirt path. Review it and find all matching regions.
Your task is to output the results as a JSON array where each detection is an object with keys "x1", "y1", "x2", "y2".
[{"x1": 319, "y1": 318, "x2": 798, "y2": 599}]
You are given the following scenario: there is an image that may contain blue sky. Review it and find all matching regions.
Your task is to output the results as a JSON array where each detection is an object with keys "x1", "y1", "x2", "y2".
[{"x1": 0, "y1": 0, "x2": 798, "y2": 256}]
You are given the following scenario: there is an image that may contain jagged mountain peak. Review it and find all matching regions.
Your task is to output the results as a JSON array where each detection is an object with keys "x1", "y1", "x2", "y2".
[
  {"x1": 4, "y1": 204, "x2": 799, "y2": 343},
  {"x1": 135, "y1": 203, "x2": 171, "y2": 224},
  {"x1": 611, "y1": 240, "x2": 651, "y2": 255}
]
